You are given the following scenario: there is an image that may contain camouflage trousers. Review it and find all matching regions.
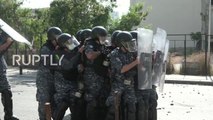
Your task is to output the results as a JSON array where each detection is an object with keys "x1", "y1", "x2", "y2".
[
  {"x1": 36, "y1": 68, "x2": 55, "y2": 120},
  {"x1": 54, "y1": 71, "x2": 78, "y2": 106},
  {"x1": 135, "y1": 88, "x2": 158, "y2": 120},
  {"x1": 106, "y1": 81, "x2": 137, "y2": 107},
  {"x1": 83, "y1": 67, "x2": 105, "y2": 102},
  {"x1": 83, "y1": 67, "x2": 107, "y2": 120},
  {"x1": 0, "y1": 70, "x2": 10, "y2": 92},
  {"x1": 105, "y1": 81, "x2": 137, "y2": 120}
]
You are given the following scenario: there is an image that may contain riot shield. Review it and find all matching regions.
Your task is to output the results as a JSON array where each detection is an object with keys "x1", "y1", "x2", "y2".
[
  {"x1": 137, "y1": 28, "x2": 153, "y2": 90},
  {"x1": 0, "y1": 19, "x2": 32, "y2": 47},
  {"x1": 155, "y1": 28, "x2": 167, "y2": 52},
  {"x1": 152, "y1": 28, "x2": 167, "y2": 87},
  {"x1": 159, "y1": 39, "x2": 170, "y2": 92}
]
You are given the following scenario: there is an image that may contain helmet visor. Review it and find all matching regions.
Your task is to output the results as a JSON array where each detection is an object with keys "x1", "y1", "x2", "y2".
[
  {"x1": 121, "y1": 39, "x2": 137, "y2": 52},
  {"x1": 65, "y1": 36, "x2": 80, "y2": 51}
]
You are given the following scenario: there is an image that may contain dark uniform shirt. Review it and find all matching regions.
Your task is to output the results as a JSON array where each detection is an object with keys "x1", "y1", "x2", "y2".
[
  {"x1": 0, "y1": 37, "x2": 7, "y2": 72},
  {"x1": 110, "y1": 48, "x2": 136, "y2": 84}
]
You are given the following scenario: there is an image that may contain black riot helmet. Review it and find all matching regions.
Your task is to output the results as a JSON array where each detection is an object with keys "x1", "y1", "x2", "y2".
[
  {"x1": 91, "y1": 26, "x2": 107, "y2": 39},
  {"x1": 76, "y1": 29, "x2": 83, "y2": 41},
  {"x1": 80, "y1": 29, "x2": 92, "y2": 43},
  {"x1": 111, "y1": 30, "x2": 121, "y2": 47},
  {"x1": 116, "y1": 31, "x2": 137, "y2": 52},
  {"x1": 47, "y1": 27, "x2": 62, "y2": 41},
  {"x1": 130, "y1": 31, "x2": 138, "y2": 41},
  {"x1": 57, "y1": 33, "x2": 80, "y2": 51}
]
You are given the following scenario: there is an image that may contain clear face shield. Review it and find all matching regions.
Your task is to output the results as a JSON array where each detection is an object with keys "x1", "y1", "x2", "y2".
[
  {"x1": 121, "y1": 39, "x2": 137, "y2": 52},
  {"x1": 65, "y1": 36, "x2": 80, "y2": 51},
  {"x1": 51, "y1": 34, "x2": 60, "y2": 47},
  {"x1": 99, "y1": 36, "x2": 107, "y2": 45}
]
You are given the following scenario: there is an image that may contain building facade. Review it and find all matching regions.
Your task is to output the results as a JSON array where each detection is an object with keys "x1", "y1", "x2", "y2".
[
  {"x1": 131, "y1": 0, "x2": 213, "y2": 49},
  {"x1": 131, "y1": 0, "x2": 203, "y2": 34}
]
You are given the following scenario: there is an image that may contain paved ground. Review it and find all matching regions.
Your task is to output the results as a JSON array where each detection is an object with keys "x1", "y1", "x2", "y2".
[
  {"x1": 158, "y1": 84, "x2": 213, "y2": 120},
  {"x1": 165, "y1": 75, "x2": 213, "y2": 85},
  {"x1": 0, "y1": 68, "x2": 213, "y2": 120}
]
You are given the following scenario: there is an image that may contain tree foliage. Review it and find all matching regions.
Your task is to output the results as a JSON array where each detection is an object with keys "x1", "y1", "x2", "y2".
[
  {"x1": 109, "y1": 3, "x2": 149, "y2": 33},
  {"x1": 0, "y1": 0, "x2": 50, "y2": 48},
  {"x1": 0, "y1": 0, "x2": 22, "y2": 30},
  {"x1": 0, "y1": 0, "x2": 149, "y2": 49},
  {"x1": 49, "y1": 0, "x2": 112, "y2": 34}
]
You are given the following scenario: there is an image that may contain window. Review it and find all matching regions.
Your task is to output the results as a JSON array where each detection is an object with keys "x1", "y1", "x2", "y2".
[{"x1": 212, "y1": 0, "x2": 213, "y2": 5}]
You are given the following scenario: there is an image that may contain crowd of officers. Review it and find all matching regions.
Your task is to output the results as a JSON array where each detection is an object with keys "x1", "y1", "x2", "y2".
[{"x1": 36, "y1": 26, "x2": 158, "y2": 120}]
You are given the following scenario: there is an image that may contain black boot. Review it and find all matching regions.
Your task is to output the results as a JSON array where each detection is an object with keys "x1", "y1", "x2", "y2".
[{"x1": 1, "y1": 89, "x2": 19, "y2": 120}]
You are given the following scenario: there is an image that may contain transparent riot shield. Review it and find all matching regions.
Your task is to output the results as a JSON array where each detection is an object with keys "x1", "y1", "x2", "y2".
[
  {"x1": 152, "y1": 28, "x2": 167, "y2": 87},
  {"x1": 137, "y1": 28, "x2": 153, "y2": 90},
  {"x1": 0, "y1": 19, "x2": 32, "y2": 47},
  {"x1": 155, "y1": 28, "x2": 167, "y2": 52},
  {"x1": 159, "y1": 39, "x2": 170, "y2": 92}
]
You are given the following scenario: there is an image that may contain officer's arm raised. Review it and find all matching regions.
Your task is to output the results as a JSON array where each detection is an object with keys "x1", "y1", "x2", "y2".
[
  {"x1": 0, "y1": 37, "x2": 14, "y2": 54},
  {"x1": 121, "y1": 57, "x2": 140, "y2": 73}
]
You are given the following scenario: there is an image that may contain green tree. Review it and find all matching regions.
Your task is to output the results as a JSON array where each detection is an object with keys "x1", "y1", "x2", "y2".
[
  {"x1": 0, "y1": 0, "x2": 23, "y2": 30},
  {"x1": 18, "y1": 8, "x2": 50, "y2": 48},
  {"x1": 49, "y1": 0, "x2": 112, "y2": 34},
  {"x1": 109, "y1": 3, "x2": 149, "y2": 33},
  {"x1": 0, "y1": 0, "x2": 50, "y2": 49}
]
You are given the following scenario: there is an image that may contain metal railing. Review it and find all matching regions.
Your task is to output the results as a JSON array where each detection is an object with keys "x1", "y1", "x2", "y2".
[{"x1": 168, "y1": 34, "x2": 213, "y2": 76}]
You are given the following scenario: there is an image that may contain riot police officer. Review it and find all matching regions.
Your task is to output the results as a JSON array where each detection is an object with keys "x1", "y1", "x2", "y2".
[
  {"x1": 130, "y1": 30, "x2": 147, "y2": 120},
  {"x1": 80, "y1": 29, "x2": 92, "y2": 45},
  {"x1": 111, "y1": 30, "x2": 121, "y2": 48},
  {"x1": 76, "y1": 29, "x2": 83, "y2": 42},
  {"x1": 0, "y1": 31, "x2": 19, "y2": 120},
  {"x1": 52, "y1": 33, "x2": 83, "y2": 120},
  {"x1": 72, "y1": 28, "x2": 92, "y2": 120},
  {"x1": 132, "y1": 30, "x2": 158, "y2": 120},
  {"x1": 105, "y1": 31, "x2": 139, "y2": 120},
  {"x1": 130, "y1": 31, "x2": 138, "y2": 41},
  {"x1": 149, "y1": 51, "x2": 159, "y2": 120},
  {"x1": 83, "y1": 26, "x2": 110, "y2": 120},
  {"x1": 36, "y1": 27, "x2": 62, "y2": 120}
]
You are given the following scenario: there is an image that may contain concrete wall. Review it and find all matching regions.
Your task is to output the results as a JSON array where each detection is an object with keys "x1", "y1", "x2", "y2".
[{"x1": 131, "y1": 0, "x2": 202, "y2": 34}]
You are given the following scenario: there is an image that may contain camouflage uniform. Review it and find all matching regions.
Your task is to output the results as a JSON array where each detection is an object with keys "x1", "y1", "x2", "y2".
[
  {"x1": 135, "y1": 53, "x2": 158, "y2": 120},
  {"x1": 105, "y1": 48, "x2": 137, "y2": 120},
  {"x1": 54, "y1": 71, "x2": 78, "y2": 105},
  {"x1": 148, "y1": 86, "x2": 158, "y2": 120},
  {"x1": 36, "y1": 42, "x2": 55, "y2": 120},
  {"x1": 83, "y1": 39, "x2": 110, "y2": 120},
  {"x1": 52, "y1": 48, "x2": 81, "y2": 119}
]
